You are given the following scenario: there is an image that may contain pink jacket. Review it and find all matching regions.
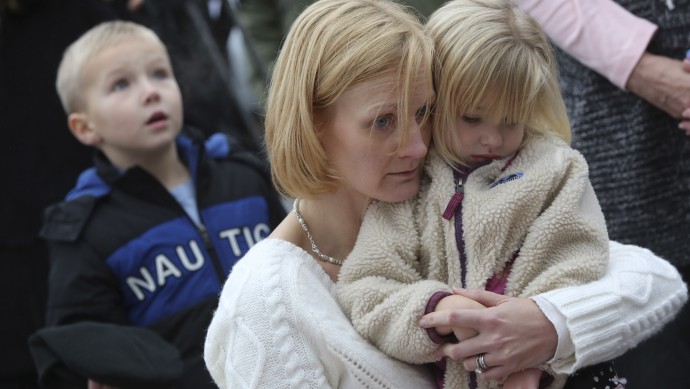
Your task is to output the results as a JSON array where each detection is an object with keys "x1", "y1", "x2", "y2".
[{"x1": 517, "y1": 0, "x2": 657, "y2": 89}]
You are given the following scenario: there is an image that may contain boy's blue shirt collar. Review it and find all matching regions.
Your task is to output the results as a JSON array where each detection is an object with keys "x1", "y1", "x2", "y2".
[{"x1": 65, "y1": 132, "x2": 231, "y2": 201}]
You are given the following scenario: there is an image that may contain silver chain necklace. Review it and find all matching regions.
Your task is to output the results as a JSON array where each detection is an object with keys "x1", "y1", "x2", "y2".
[{"x1": 293, "y1": 199, "x2": 344, "y2": 266}]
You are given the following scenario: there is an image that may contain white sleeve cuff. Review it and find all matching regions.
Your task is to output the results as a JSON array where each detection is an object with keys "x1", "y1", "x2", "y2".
[{"x1": 531, "y1": 295, "x2": 574, "y2": 364}]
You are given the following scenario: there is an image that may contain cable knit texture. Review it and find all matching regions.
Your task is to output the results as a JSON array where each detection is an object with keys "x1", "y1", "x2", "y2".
[
  {"x1": 544, "y1": 241, "x2": 688, "y2": 374},
  {"x1": 338, "y1": 136, "x2": 609, "y2": 389},
  {"x1": 203, "y1": 239, "x2": 435, "y2": 388}
]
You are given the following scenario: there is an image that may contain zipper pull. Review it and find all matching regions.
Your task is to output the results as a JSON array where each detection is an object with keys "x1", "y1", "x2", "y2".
[
  {"x1": 198, "y1": 225, "x2": 213, "y2": 249},
  {"x1": 442, "y1": 178, "x2": 464, "y2": 220}
]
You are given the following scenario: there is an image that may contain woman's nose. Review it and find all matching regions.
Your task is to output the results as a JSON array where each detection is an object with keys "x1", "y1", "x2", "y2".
[{"x1": 399, "y1": 121, "x2": 429, "y2": 159}]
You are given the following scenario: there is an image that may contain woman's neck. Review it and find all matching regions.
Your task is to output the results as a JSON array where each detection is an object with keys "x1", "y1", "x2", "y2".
[{"x1": 284, "y1": 191, "x2": 371, "y2": 281}]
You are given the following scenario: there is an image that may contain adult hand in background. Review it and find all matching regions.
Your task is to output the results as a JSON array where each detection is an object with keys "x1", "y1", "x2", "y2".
[
  {"x1": 88, "y1": 379, "x2": 119, "y2": 389},
  {"x1": 626, "y1": 52, "x2": 690, "y2": 135},
  {"x1": 418, "y1": 288, "x2": 557, "y2": 381},
  {"x1": 127, "y1": 0, "x2": 144, "y2": 11},
  {"x1": 680, "y1": 57, "x2": 690, "y2": 135}
]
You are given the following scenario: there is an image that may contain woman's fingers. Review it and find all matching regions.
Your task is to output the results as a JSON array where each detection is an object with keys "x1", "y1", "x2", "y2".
[
  {"x1": 419, "y1": 306, "x2": 483, "y2": 329},
  {"x1": 421, "y1": 294, "x2": 558, "y2": 377},
  {"x1": 453, "y1": 288, "x2": 507, "y2": 307}
]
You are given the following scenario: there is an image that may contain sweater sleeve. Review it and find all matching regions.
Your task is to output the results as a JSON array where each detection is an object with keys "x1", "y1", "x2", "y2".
[
  {"x1": 336, "y1": 200, "x2": 451, "y2": 364},
  {"x1": 514, "y1": 0, "x2": 657, "y2": 90},
  {"x1": 538, "y1": 241, "x2": 688, "y2": 374}
]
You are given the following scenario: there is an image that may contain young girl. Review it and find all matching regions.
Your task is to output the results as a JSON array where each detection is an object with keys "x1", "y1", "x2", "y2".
[{"x1": 336, "y1": 0, "x2": 623, "y2": 388}]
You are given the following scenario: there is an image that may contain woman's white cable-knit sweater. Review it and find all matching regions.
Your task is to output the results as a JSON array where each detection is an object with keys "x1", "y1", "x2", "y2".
[
  {"x1": 203, "y1": 239, "x2": 436, "y2": 389},
  {"x1": 542, "y1": 240, "x2": 688, "y2": 374}
]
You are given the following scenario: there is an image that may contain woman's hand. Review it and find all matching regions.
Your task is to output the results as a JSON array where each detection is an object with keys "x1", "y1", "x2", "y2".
[{"x1": 418, "y1": 288, "x2": 557, "y2": 381}]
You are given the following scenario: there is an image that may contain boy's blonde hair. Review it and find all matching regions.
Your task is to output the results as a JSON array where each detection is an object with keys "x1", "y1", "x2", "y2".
[
  {"x1": 56, "y1": 21, "x2": 164, "y2": 114},
  {"x1": 265, "y1": 0, "x2": 434, "y2": 199},
  {"x1": 427, "y1": 0, "x2": 571, "y2": 168}
]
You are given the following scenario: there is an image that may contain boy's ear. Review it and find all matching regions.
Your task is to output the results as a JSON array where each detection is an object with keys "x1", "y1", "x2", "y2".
[{"x1": 68, "y1": 113, "x2": 102, "y2": 146}]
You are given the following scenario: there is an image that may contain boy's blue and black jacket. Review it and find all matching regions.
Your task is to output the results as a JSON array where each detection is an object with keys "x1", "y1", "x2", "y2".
[{"x1": 38, "y1": 130, "x2": 285, "y2": 388}]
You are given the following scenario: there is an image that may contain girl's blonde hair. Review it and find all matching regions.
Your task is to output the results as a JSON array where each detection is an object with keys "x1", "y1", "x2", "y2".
[
  {"x1": 265, "y1": 0, "x2": 434, "y2": 198},
  {"x1": 56, "y1": 21, "x2": 164, "y2": 113},
  {"x1": 427, "y1": 0, "x2": 571, "y2": 168}
]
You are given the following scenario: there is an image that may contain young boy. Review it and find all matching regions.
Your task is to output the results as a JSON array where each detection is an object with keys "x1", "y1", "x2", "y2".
[{"x1": 34, "y1": 20, "x2": 285, "y2": 388}]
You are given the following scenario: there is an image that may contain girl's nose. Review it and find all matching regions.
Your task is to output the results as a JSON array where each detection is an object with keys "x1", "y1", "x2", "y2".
[{"x1": 480, "y1": 125, "x2": 502, "y2": 148}]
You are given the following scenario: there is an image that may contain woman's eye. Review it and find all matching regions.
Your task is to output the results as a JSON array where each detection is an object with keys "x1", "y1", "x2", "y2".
[
  {"x1": 415, "y1": 105, "x2": 427, "y2": 119},
  {"x1": 374, "y1": 115, "x2": 394, "y2": 130},
  {"x1": 416, "y1": 105, "x2": 431, "y2": 124},
  {"x1": 462, "y1": 115, "x2": 481, "y2": 124}
]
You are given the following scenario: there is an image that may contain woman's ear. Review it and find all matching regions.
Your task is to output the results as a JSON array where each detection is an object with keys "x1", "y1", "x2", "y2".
[
  {"x1": 313, "y1": 108, "x2": 330, "y2": 142},
  {"x1": 68, "y1": 113, "x2": 101, "y2": 146}
]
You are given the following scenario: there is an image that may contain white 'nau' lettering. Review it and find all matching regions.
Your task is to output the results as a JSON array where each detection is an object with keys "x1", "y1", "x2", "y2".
[
  {"x1": 178, "y1": 240, "x2": 204, "y2": 271},
  {"x1": 155, "y1": 254, "x2": 182, "y2": 286},
  {"x1": 126, "y1": 268, "x2": 156, "y2": 301},
  {"x1": 125, "y1": 241, "x2": 205, "y2": 302}
]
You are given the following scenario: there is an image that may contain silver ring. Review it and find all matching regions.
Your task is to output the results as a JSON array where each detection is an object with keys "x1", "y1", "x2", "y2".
[{"x1": 476, "y1": 353, "x2": 489, "y2": 371}]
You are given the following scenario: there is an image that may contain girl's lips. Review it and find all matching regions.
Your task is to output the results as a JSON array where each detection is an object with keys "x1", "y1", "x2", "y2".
[{"x1": 471, "y1": 155, "x2": 498, "y2": 163}]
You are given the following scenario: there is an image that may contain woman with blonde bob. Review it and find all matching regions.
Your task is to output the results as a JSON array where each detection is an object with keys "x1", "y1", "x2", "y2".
[
  {"x1": 204, "y1": 0, "x2": 437, "y2": 387},
  {"x1": 337, "y1": 0, "x2": 675, "y2": 388},
  {"x1": 205, "y1": 0, "x2": 686, "y2": 388}
]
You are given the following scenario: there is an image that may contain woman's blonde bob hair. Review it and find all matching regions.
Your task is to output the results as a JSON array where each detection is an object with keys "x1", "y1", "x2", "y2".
[
  {"x1": 56, "y1": 21, "x2": 164, "y2": 114},
  {"x1": 265, "y1": 0, "x2": 434, "y2": 199},
  {"x1": 427, "y1": 0, "x2": 571, "y2": 168}
]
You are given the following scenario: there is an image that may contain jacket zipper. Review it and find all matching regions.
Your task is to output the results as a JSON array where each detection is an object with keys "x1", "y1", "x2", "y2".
[
  {"x1": 197, "y1": 223, "x2": 226, "y2": 283},
  {"x1": 443, "y1": 175, "x2": 465, "y2": 220}
]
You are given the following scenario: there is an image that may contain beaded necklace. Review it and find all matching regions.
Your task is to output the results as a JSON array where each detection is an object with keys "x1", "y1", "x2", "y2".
[{"x1": 293, "y1": 199, "x2": 344, "y2": 266}]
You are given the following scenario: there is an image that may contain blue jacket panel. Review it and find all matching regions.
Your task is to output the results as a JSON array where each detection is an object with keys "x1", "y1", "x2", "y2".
[{"x1": 109, "y1": 196, "x2": 271, "y2": 326}]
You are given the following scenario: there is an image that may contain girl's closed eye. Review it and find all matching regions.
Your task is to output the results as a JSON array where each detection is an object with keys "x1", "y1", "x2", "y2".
[
  {"x1": 462, "y1": 115, "x2": 481, "y2": 124},
  {"x1": 504, "y1": 118, "x2": 519, "y2": 128}
]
